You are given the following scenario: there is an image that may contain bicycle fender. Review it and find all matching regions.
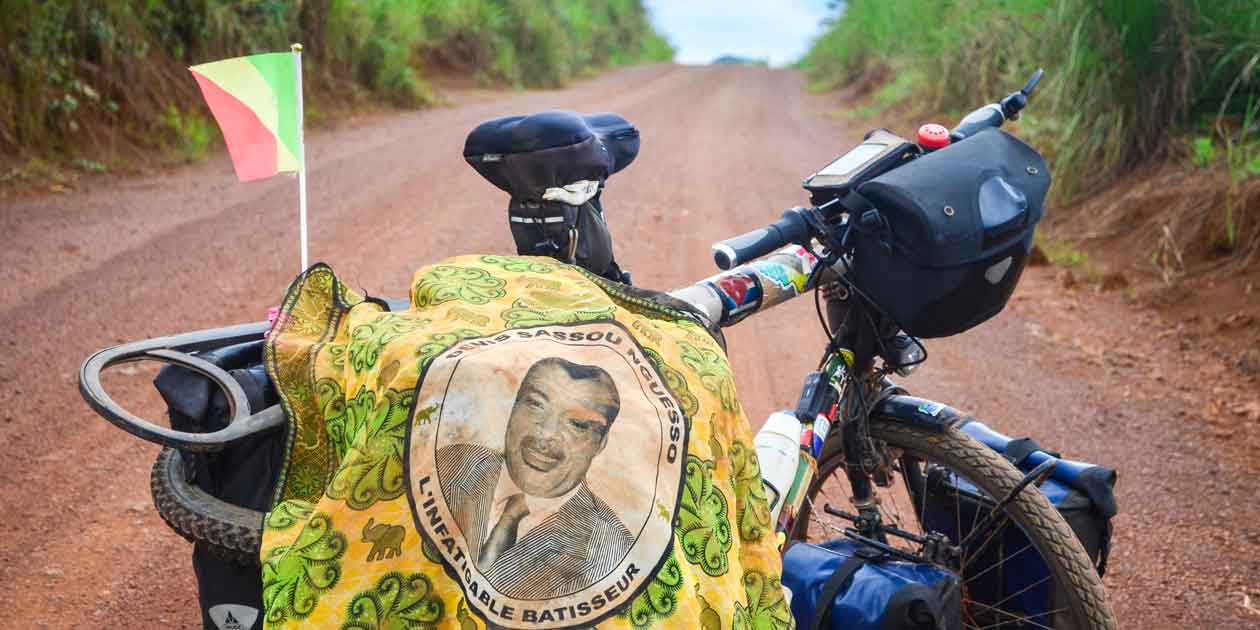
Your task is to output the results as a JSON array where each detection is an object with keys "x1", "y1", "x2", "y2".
[{"x1": 870, "y1": 394, "x2": 967, "y2": 432}]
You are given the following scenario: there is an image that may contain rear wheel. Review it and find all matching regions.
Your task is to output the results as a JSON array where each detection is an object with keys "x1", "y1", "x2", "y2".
[{"x1": 790, "y1": 418, "x2": 1116, "y2": 630}]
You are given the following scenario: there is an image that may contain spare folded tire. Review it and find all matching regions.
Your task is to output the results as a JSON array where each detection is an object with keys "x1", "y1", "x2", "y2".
[{"x1": 151, "y1": 447, "x2": 264, "y2": 566}]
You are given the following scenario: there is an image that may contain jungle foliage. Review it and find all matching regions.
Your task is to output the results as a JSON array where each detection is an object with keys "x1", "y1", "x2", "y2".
[
  {"x1": 802, "y1": 0, "x2": 1260, "y2": 201},
  {"x1": 802, "y1": 0, "x2": 1260, "y2": 265},
  {"x1": 0, "y1": 0, "x2": 673, "y2": 166}
]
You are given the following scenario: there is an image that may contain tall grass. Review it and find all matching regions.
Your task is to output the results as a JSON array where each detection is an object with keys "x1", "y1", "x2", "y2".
[
  {"x1": 0, "y1": 0, "x2": 673, "y2": 165},
  {"x1": 802, "y1": 0, "x2": 1260, "y2": 202}
]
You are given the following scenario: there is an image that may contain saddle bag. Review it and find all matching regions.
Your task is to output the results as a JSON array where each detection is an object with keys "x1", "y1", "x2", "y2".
[
  {"x1": 920, "y1": 420, "x2": 1117, "y2": 626},
  {"x1": 782, "y1": 539, "x2": 962, "y2": 630}
]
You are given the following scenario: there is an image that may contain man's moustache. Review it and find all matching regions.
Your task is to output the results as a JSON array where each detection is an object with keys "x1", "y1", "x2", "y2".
[{"x1": 521, "y1": 437, "x2": 564, "y2": 461}]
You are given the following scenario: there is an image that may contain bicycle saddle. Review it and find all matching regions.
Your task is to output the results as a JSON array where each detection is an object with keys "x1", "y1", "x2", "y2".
[{"x1": 464, "y1": 110, "x2": 640, "y2": 201}]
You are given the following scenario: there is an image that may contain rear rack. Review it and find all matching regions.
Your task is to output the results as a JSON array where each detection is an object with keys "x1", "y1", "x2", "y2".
[{"x1": 78, "y1": 321, "x2": 284, "y2": 452}]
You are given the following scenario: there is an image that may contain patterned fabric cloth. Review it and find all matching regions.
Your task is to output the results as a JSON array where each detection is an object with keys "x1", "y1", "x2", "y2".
[{"x1": 260, "y1": 254, "x2": 792, "y2": 630}]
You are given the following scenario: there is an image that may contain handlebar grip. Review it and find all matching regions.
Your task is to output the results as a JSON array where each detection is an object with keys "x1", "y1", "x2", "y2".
[
  {"x1": 712, "y1": 209, "x2": 811, "y2": 270},
  {"x1": 950, "y1": 103, "x2": 1005, "y2": 142}
]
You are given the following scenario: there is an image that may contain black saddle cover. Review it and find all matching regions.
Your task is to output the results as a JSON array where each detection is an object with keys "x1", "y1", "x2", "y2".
[{"x1": 464, "y1": 110, "x2": 639, "y2": 201}]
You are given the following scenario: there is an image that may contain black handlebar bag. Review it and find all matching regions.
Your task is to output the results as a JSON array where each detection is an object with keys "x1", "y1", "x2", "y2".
[{"x1": 848, "y1": 129, "x2": 1051, "y2": 338}]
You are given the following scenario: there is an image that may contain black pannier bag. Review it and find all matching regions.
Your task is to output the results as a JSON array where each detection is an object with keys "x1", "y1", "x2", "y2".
[
  {"x1": 463, "y1": 110, "x2": 639, "y2": 281},
  {"x1": 153, "y1": 340, "x2": 283, "y2": 630},
  {"x1": 848, "y1": 128, "x2": 1051, "y2": 338},
  {"x1": 921, "y1": 420, "x2": 1117, "y2": 628}
]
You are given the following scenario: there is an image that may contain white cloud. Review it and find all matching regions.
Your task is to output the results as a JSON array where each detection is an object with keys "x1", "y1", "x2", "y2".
[{"x1": 644, "y1": 0, "x2": 833, "y2": 67}]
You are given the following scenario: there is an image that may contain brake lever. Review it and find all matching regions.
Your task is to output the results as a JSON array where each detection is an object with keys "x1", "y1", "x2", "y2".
[
  {"x1": 1023, "y1": 68, "x2": 1045, "y2": 95},
  {"x1": 1001, "y1": 67, "x2": 1045, "y2": 120}
]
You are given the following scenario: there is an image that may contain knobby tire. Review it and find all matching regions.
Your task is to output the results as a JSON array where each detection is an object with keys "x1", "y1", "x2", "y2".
[{"x1": 151, "y1": 447, "x2": 264, "y2": 566}]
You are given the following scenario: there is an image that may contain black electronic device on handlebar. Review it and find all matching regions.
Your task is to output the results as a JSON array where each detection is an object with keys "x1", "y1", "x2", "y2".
[
  {"x1": 712, "y1": 128, "x2": 923, "y2": 270},
  {"x1": 802, "y1": 128, "x2": 921, "y2": 206}
]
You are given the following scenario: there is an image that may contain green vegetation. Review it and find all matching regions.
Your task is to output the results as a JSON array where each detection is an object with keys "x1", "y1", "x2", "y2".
[
  {"x1": 802, "y1": 0, "x2": 1260, "y2": 203},
  {"x1": 850, "y1": 70, "x2": 920, "y2": 118},
  {"x1": 159, "y1": 105, "x2": 214, "y2": 162},
  {"x1": 1038, "y1": 236, "x2": 1090, "y2": 268},
  {"x1": 0, "y1": 0, "x2": 672, "y2": 168}
]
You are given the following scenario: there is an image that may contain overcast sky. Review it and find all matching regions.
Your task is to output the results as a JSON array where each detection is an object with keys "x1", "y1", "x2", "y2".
[{"x1": 644, "y1": 0, "x2": 835, "y2": 67}]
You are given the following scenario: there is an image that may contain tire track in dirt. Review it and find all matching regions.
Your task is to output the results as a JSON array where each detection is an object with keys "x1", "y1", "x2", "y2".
[{"x1": 0, "y1": 64, "x2": 1255, "y2": 628}]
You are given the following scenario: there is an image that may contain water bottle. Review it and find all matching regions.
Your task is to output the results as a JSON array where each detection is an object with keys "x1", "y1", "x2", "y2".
[{"x1": 755, "y1": 411, "x2": 803, "y2": 525}]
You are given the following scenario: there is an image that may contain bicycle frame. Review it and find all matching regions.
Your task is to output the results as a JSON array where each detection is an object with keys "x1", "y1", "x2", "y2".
[
  {"x1": 812, "y1": 292, "x2": 967, "y2": 541},
  {"x1": 672, "y1": 246, "x2": 975, "y2": 556}
]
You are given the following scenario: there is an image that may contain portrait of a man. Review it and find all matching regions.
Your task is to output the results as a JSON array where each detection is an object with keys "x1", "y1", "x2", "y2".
[{"x1": 436, "y1": 356, "x2": 634, "y2": 599}]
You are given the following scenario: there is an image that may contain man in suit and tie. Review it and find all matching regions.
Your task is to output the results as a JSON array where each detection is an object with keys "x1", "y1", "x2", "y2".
[{"x1": 436, "y1": 356, "x2": 634, "y2": 599}]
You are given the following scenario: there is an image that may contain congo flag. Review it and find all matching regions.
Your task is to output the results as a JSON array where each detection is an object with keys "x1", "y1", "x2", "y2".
[{"x1": 189, "y1": 52, "x2": 302, "y2": 182}]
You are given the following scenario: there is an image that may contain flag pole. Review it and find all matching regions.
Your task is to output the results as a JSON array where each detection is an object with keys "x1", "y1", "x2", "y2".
[{"x1": 292, "y1": 43, "x2": 308, "y2": 271}]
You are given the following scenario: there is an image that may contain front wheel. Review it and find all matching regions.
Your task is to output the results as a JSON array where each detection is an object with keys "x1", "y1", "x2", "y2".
[{"x1": 790, "y1": 418, "x2": 1116, "y2": 630}]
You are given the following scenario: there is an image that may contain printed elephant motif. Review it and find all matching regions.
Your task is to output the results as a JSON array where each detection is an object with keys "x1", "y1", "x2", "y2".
[{"x1": 362, "y1": 517, "x2": 405, "y2": 562}]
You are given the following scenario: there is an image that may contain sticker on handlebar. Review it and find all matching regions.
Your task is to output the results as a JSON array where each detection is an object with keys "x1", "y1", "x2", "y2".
[
  {"x1": 746, "y1": 245, "x2": 817, "y2": 297},
  {"x1": 705, "y1": 272, "x2": 763, "y2": 325},
  {"x1": 750, "y1": 260, "x2": 809, "y2": 294},
  {"x1": 787, "y1": 244, "x2": 818, "y2": 264}
]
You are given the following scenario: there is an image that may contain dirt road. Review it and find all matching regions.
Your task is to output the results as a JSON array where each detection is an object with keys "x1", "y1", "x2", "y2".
[{"x1": 1, "y1": 64, "x2": 1257, "y2": 628}]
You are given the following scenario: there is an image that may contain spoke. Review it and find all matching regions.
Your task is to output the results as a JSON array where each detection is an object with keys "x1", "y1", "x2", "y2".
[
  {"x1": 807, "y1": 497, "x2": 839, "y2": 534},
  {"x1": 962, "y1": 542, "x2": 1034, "y2": 586},
  {"x1": 808, "y1": 479, "x2": 848, "y2": 537},
  {"x1": 954, "y1": 475, "x2": 963, "y2": 549},
  {"x1": 881, "y1": 498, "x2": 898, "y2": 526},
  {"x1": 960, "y1": 514, "x2": 1016, "y2": 573},
  {"x1": 887, "y1": 482, "x2": 908, "y2": 528},
  {"x1": 879, "y1": 501, "x2": 901, "y2": 533},
  {"x1": 969, "y1": 479, "x2": 985, "y2": 533},
  {"x1": 968, "y1": 574, "x2": 1053, "y2": 618},
  {"x1": 967, "y1": 603, "x2": 1067, "y2": 630},
  {"x1": 916, "y1": 461, "x2": 929, "y2": 533}
]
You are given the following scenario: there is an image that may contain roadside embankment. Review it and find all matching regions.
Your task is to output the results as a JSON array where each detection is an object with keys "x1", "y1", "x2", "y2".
[{"x1": 0, "y1": 0, "x2": 673, "y2": 187}]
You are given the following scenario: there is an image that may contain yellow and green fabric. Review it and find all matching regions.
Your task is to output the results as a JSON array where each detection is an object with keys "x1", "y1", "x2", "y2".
[{"x1": 261, "y1": 255, "x2": 793, "y2": 630}]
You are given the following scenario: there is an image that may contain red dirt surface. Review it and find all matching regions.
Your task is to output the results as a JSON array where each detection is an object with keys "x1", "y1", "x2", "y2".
[{"x1": 1, "y1": 64, "x2": 1257, "y2": 628}]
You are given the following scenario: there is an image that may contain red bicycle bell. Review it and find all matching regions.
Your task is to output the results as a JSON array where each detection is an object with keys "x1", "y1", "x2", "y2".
[{"x1": 917, "y1": 123, "x2": 950, "y2": 150}]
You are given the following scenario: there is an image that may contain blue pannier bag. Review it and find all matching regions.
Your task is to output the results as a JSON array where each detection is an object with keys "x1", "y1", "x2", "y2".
[
  {"x1": 782, "y1": 539, "x2": 962, "y2": 630},
  {"x1": 921, "y1": 420, "x2": 1118, "y2": 627}
]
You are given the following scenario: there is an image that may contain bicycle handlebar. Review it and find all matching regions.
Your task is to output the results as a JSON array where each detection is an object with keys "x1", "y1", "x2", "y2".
[
  {"x1": 712, "y1": 208, "x2": 812, "y2": 270},
  {"x1": 709, "y1": 69, "x2": 1046, "y2": 276},
  {"x1": 949, "y1": 104, "x2": 1007, "y2": 142},
  {"x1": 950, "y1": 68, "x2": 1043, "y2": 141}
]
